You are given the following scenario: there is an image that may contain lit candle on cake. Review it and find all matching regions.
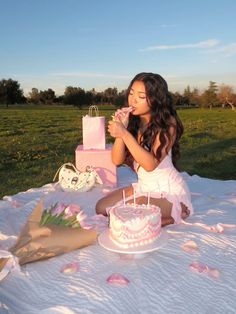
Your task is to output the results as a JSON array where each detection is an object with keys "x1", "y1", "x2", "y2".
[
  {"x1": 123, "y1": 190, "x2": 126, "y2": 206},
  {"x1": 147, "y1": 192, "x2": 150, "y2": 206},
  {"x1": 133, "y1": 188, "x2": 136, "y2": 206}
]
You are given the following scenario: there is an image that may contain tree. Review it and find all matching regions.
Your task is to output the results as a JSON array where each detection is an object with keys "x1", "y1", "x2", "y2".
[
  {"x1": 39, "y1": 89, "x2": 55, "y2": 104},
  {"x1": 183, "y1": 86, "x2": 200, "y2": 107},
  {"x1": 114, "y1": 90, "x2": 126, "y2": 107},
  {"x1": 64, "y1": 86, "x2": 86, "y2": 108},
  {"x1": 201, "y1": 81, "x2": 218, "y2": 108},
  {"x1": 171, "y1": 92, "x2": 187, "y2": 107},
  {"x1": 28, "y1": 88, "x2": 40, "y2": 104},
  {"x1": 218, "y1": 84, "x2": 235, "y2": 110},
  {"x1": 103, "y1": 87, "x2": 118, "y2": 104},
  {"x1": 0, "y1": 79, "x2": 24, "y2": 106}
]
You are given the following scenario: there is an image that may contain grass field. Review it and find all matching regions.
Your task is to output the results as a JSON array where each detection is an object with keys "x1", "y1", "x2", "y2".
[{"x1": 0, "y1": 105, "x2": 236, "y2": 198}]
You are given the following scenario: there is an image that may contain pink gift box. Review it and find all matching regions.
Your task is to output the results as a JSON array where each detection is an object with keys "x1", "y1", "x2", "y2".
[{"x1": 75, "y1": 145, "x2": 117, "y2": 187}]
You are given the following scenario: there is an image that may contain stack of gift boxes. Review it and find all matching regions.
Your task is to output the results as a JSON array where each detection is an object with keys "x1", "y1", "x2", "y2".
[{"x1": 75, "y1": 106, "x2": 117, "y2": 188}]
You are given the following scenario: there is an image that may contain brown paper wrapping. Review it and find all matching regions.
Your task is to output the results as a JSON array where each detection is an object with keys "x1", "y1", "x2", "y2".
[{"x1": 0, "y1": 200, "x2": 97, "y2": 268}]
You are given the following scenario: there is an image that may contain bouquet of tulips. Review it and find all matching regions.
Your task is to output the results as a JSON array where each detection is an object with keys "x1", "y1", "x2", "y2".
[
  {"x1": 0, "y1": 200, "x2": 97, "y2": 280},
  {"x1": 40, "y1": 202, "x2": 87, "y2": 229}
]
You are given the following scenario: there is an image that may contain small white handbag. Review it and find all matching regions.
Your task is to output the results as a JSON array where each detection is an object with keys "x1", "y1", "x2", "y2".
[{"x1": 53, "y1": 163, "x2": 103, "y2": 192}]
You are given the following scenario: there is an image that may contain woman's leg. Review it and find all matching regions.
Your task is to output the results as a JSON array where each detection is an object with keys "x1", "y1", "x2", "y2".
[
  {"x1": 127, "y1": 196, "x2": 174, "y2": 226},
  {"x1": 96, "y1": 190, "x2": 190, "y2": 227},
  {"x1": 127, "y1": 196, "x2": 190, "y2": 227},
  {"x1": 95, "y1": 185, "x2": 134, "y2": 215}
]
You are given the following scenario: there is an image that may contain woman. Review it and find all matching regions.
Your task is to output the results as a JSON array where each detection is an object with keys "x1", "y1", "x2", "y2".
[{"x1": 96, "y1": 72, "x2": 193, "y2": 226}]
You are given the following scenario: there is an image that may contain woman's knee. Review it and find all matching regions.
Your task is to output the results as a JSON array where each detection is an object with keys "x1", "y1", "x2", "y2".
[{"x1": 95, "y1": 198, "x2": 106, "y2": 215}]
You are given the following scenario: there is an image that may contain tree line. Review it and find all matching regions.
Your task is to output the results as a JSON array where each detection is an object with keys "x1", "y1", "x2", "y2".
[{"x1": 0, "y1": 78, "x2": 235, "y2": 109}]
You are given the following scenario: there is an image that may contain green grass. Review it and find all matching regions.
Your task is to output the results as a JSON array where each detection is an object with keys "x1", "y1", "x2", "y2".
[
  {"x1": 178, "y1": 108, "x2": 236, "y2": 179},
  {"x1": 0, "y1": 105, "x2": 235, "y2": 198}
]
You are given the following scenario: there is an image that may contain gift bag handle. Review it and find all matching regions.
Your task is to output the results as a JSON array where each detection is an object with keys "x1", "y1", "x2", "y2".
[{"x1": 88, "y1": 105, "x2": 99, "y2": 117}]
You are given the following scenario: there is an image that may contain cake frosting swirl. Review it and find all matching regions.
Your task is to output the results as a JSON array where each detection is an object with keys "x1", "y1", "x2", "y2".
[{"x1": 109, "y1": 204, "x2": 161, "y2": 248}]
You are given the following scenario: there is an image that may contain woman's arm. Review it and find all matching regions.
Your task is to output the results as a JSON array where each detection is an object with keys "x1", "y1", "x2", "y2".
[
  {"x1": 109, "y1": 120, "x2": 158, "y2": 171},
  {"x1": 111, "y1": 137, "x2": 127, "y2": 165},
  {"x1": 109, "y1": 119, "x2": 177, "y2": 172},
  {"x1": 109, "y1": 108, "x2": 133, "y2": 166},
  {"x1": 121, "y1": 129, "x2": 158, "y2": 171}
]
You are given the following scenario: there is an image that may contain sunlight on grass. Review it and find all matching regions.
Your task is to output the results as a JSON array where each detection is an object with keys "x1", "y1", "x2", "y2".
[{"x1": 0, "y1": 105, "x2": 235, "y2": 197}]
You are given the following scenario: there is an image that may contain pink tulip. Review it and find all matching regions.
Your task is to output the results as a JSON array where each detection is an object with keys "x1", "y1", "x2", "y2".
[
  {"x1": 76, "y1": 210, "x2": 87, "y2": 226},
  {"x1": 50, "y1": 202, "x2": 66, "y2": 216},
  {"x1": 64, "y1": 204, "x2": 81, "y2": 218}
]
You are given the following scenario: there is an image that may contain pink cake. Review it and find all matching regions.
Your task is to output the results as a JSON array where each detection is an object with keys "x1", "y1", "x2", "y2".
[{"x1": 109, "y1": 204, "x2": 161, "y2": 249}]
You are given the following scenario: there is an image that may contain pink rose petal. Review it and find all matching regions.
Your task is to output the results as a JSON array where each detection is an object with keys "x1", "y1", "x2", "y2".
[
  {"x1": 215, "y1": 223, "x2": 224, "y2": 233},
  {"x1": 189, "y1": 261, "x2": 209, "y2": 273},
  {"x1": 102, "y1": 188, "x2": 111, "y2": 193},
  {"x1": 119, "y1": 254, "x2": 135, "y2": 260},
  {"x1": 60, "y1": 262, "x2": 79, "y2": 273},
  {"x1": 106, "y1": 273, "x2": 130, "y2": 285},
  {"x1": 181, "y1": 240, "x2": 199, "y2": 253},
  {"x1": 10, "y1": 200, "x2": 22, "y2": 207},
  {"x1": 206, "y1": 224, "x2": 224, "y2": 233},
  {"x1": 189, "y1": 261, "x2": 220, "y2": 278},
  {"x1": 208, "y1": 267, "x2": 220, "y2": 278}
]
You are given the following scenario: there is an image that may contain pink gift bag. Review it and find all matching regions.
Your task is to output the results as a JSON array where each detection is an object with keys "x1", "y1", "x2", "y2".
[{"x1": 82, "y1": 105, "x2": 105, "y2": 150}]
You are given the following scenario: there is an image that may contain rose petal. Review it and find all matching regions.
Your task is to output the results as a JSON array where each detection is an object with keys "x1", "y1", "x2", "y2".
[
  {"x1": 60, "y1": 262, "x2": 79, "y2": 273},
  {"x1": 10, "y1": 200, "x2": 22, "y2": 207},
  {"x1": 102, "y1": 188, "x2": 111, "y2": 193},
  {"x1": 119, "y1": 254, "x2": 135, "y2": 260},
  {"x1": 189, "y1": 262, "x2": 220, "y2": 278},
  {"x1": 206, "y1": 224, "x2": 224, "y2": 233},
  {"x1": 106, "y1": 273, "x2": 130, "y2": 285},
  {"x1": 215, "y1": 223, "x2": 224, "y2": 233},
  {"x1": 181, "y1": 240, "x2": 199, "y2": 252},
  {"x1": 189, "y1": 261, "x2": 209, "y2": 273},
  {"x1": 208, "y1": 267, "x2": 220, "y2": 278}
]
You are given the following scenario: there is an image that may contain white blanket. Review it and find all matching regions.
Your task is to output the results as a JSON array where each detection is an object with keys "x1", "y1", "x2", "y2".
[{"x1": 0, "y1": 167, "x2": 236, "y2": 314}]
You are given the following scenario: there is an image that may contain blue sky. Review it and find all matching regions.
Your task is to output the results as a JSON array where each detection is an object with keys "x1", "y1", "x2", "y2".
[{"x1": 1, "y1": 0, "x2": 236, "y2": 96}]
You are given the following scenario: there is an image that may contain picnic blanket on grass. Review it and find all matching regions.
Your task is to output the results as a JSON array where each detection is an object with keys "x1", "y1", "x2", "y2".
[{"x1": 0, "y1": 166, "x2": 236, "y2": 314}]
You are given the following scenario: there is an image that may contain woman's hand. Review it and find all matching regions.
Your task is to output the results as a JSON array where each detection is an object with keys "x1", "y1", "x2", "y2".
[
  {"x1": 112, "y1": 107, "x2": 133, "y2": 128},
  {"x1": 108, "y1": 120, "x2": 127, "y2": 139}
]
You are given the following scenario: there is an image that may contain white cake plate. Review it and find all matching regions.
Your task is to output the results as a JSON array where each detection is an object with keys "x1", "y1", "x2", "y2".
[{"x1": 98, "y1": 229, "x2": 168, "y2": 255}]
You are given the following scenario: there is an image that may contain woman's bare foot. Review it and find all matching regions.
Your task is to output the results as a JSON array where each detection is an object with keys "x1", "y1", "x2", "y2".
[
  {"x1": 181, "y1": 203, "x2": 190, "y2": 220},
  {"x1": 161, "y1": 217, "x2": 174, "y2": 227}
]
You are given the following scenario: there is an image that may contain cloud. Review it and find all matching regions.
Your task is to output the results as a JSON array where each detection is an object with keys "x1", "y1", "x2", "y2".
[
  {"x1": 205, "y1": 43, "x2": 236, "y2": 58},
  {"x1": 140, "y1": 39, "x2": 220, "y2": 52},
  {"x1": 51, "y1": 72, "x2": 131, "y2": 79},
  {"x1": 160, "y1": 24, "x2": 179, "y2": 28}
]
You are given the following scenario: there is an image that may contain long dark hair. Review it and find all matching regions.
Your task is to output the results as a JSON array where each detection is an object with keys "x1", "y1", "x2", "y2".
[{"x1": 125, "y1": 72, "x2": 183, "y2": 170}]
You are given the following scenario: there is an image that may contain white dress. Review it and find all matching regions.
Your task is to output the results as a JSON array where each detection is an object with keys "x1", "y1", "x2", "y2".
[{"x1": 132, "y1": 151, "x2": 194, "y2": 224}]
